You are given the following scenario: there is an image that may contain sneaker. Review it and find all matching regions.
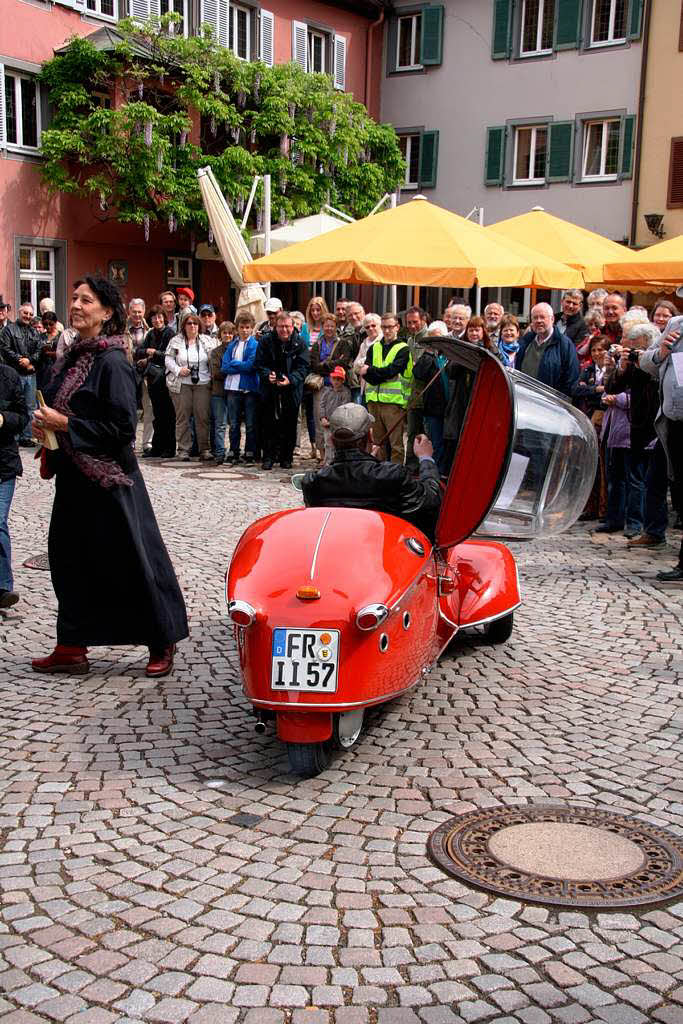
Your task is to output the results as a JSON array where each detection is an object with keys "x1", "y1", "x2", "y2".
[
  {"x1": 594, "y1": 524, "x2": 621, "y2": 534},
  {"x1": 656, "y1": 566, "x2": 683, "y2": 582},
  {"x1": 0, "y1": 589, "x2": 19, "y2": 609},
  {"x1": 627, "y1": 533, "x2": 665, "y2": 549},
  {"x1": 214, "y1": 455, "x2": 225, "y2": 465},
  {"x1": 224, "y1": 453, "x2": 238, "y2": 465},
  {"x1": 142, "y1": 449, "x2": 156, "y2": 459},
  {"x1": 262, "y1": 460, "x2": 273, "y2": 470},
  {"x1": 200, "y1": 451, "x2": 213, "y2": 462},
  {"x1": 178, "y1": 452, "x2": 191, "y2": 462},
  {"x1": 243, "y1": 453, "x2": 255, "y2": 465},
  {"x1": 623, "y1": 528, "x2": 640, "y2": 539}
]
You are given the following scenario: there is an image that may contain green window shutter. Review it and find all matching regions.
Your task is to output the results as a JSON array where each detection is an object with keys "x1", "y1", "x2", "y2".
[
  {"x1": 419, "y1": 130, "x2": 439, "y2": 188},
  {"x1": 554, "y1": 0, "x2": 583, "y2": 50},
  {"x1": 386, "y1": 16, "x2": 398, "y2": 73},
  {"x1": 547, "y1": 121, "x2": 575, "y2": 182},
  {"x1": 620, "y1": 114, "x2": 635, "y2": 178},
  {"x1": 420, "y1": 5, "x2": 444, "y2": 65},
  {"x1": 628, "y1": 0, "x2": 644, "y2": 39},
  {"x1": 491, "y1": 0, "x2": 512, "y2": 59},
  {"x1": 485, "y1": 126, "x2": 506, "y2": 185}
]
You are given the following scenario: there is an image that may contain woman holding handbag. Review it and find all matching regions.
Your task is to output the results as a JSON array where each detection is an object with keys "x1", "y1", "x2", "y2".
[
  {"x1": 165, "y1": 315, "x2": 217, "y2": 461},
  {"x1": 135, "y1": 305, "x2": 176, "y2": 458}
]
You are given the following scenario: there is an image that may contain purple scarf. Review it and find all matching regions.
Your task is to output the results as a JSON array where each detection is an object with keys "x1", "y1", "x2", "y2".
[{"x1": 52, "y1": 335, "x2": 133, "y2": 489}]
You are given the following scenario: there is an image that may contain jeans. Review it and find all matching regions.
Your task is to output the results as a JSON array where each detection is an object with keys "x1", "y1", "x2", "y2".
[
  {"x1": 19, "y1": 374, "x2": 36, "y2": 441},
  {"x1": 302, "y1": 391, "x2": 316, "y2": 445},
  {"x1": 642, "y1": 441, "x2": 669, "y2": 540},
  {"x1": 605, "y1": 447, "x2": 645, "y2": 531},
  {"x1": 226, "y1": 391, "x2": 260, "y2": 456},
  {"x1": 424, "y1": 414, "x2": 446, "y2": 475},
  {"x1": 0, "y1": 477, "x2": 16, "y2": 591},
  {"x1": 211, "y1": 394, "x2": 228, "y2": 460}
]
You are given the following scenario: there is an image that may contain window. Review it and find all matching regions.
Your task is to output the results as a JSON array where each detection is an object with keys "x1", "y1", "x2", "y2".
[
  {"x1": 590, "y1": 0, "x2": 626, "y2": 45},
  {"x1": 582, "y1": 119, "x2": 620, "y2": 178},
  {"x1": 229, "y1": 4, "x2": 251, "y2": 60},
  {"x1": 85, "y1": 0, "x2": 117, "y2": 18},
  {"x1": 397, "y1": 13, "x2": 422, "y2": 69},
  {"x1": 19, "y1": 247, "x2": 54, "y2": 309},
  {"x1": 160, "y1": 0, "x2": 186, "y2": 35},
  {"x1": 4, "y1": 72, "x2": 40, "y2": 151},
  {"x1": 513, "y1": 125, "x2": 548, "y2": 183},
  {"x1": 520, "y1": 0, "x2": 555, "y2": 55},
  {"x1": 399, "y1": 134, "x2": 421, "y2": 188},
  {"x1": 667, "y1": 137, "x2": 683, "y2": 208},
  {"x1": 166, "y1": 256, "x2": 192, "y2": 287},
  {"x1": 308, "y1": 30, "x2": 326, "y2": 72}
]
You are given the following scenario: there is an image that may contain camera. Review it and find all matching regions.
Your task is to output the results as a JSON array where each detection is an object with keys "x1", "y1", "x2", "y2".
[
  {"x1": 628, "y1": 349, "x2": 639, "y2": 364},
  {"x1": 609, "y1": 345, "x2": 620, "y2": 357},
  {"x1": 190, "y1": 366, "x2": 200, "y2": 384}
]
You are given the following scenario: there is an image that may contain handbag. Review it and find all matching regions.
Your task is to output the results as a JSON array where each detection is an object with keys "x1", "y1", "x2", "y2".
[
  {"x1": 305, "y1": 373, "x2": 324, "y2": 391},
  {"x1": 144, "y1": 361, "x2": 164, "y2": 387}
]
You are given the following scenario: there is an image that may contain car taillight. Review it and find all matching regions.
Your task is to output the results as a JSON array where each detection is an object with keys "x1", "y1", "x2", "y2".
[
  {"x1": 228, "y1": 600, "x2": 255, "y2": 627},
  {"x1": 356, "y1": 604, "x2": 389, "y2": 631}
]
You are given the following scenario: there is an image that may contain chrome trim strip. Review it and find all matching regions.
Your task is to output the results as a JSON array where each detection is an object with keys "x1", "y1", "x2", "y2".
[
  {"x1": 251, "y1": 680, "x2": 422, "y2": 710},
  {"x1": 309, "y1": 511, "x2": 332, "y2": 580},
  {"x1": 461, "y1": 600, "x2": 521, "y2": 629}
]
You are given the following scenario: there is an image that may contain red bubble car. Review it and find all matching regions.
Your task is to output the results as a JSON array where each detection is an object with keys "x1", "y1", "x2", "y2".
[{"x1": 227, "y1": 340, "x2": 597, "y2": 775}]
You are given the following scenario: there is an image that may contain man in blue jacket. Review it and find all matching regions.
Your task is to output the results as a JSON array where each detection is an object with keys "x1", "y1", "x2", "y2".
[{"x1": 516, "y1": 303, "x2": 580, "y2": 398}]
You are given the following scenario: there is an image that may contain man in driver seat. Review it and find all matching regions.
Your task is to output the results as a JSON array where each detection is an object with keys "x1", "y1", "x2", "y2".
[{"x1": 302, "y1": 404, "x2": 442, "y2": 540}]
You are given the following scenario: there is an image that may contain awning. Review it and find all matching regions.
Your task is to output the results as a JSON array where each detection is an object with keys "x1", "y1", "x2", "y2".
[{"x1": 250, "y1": 212, "x2": 351, "y2": 256}]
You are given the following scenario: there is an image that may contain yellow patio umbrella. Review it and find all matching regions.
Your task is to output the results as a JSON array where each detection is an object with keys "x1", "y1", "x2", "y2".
[
  {"x1": 242, "y1": 196, "x2": 584, "y2": 289},
  {"x1": 602, "y1": 234, "x2": 683, "y2": 286},
  {"x1": 487, "y1": 208, "x2": 631, "y2": 282}
]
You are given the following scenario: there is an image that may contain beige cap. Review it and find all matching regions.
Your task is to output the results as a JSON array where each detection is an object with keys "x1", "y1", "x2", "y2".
[{"x1": 329, "y1": 403, "x2": 375, "y2": 442}]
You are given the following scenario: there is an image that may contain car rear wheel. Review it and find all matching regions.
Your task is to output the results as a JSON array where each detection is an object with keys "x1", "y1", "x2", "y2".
[
  {"x1": 287, "y1": 741, "x2": 329, "y2": 777},
  {"x1": 485, "y1": 612, "x2": 514, "y2": 644},
  {"x1": 332, "y1": 709, "x2": 365, "y2": 750}
]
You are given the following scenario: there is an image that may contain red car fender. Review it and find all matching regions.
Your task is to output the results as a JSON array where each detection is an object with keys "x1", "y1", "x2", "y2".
[
  {"x1": 449, "y1": 539, "x2": 521, "y2": 627},
  {"x1": 276, "y1": 711, "x2": 333, "y2": 743}
]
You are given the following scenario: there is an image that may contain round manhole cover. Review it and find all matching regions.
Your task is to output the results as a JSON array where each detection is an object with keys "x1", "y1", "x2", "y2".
[{"x1": 427, "y1": 806, "x2": 683, "y2": 909}]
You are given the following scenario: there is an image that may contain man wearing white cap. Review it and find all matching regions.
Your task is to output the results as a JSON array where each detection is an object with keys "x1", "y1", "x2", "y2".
[
  {"x1": 301, "y1": 403, "x2": 442, "y2": 539},
  {"x1": 256, "y1": 296, "x2": 283, "y2": 340}
]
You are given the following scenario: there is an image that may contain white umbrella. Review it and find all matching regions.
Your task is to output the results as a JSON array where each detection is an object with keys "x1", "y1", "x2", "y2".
[
  {"x1": 197, "y1": 166, "x2": 267, "y2": 323},
  {"x1": 250, "y1": 211, "x2": 351, "y2": 255}
]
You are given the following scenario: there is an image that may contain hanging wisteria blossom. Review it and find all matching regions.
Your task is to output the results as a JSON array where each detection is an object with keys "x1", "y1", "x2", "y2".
[
  {"x1": 343, "y1": 146, "x2": 348, "y2": 166},
  {"x1": 279, "y1": 207, "x2": 286, "y2": 225},
  {"x1": 208, "y1": 227, "x2": 214, "y2": 245},
  {"x1": 250, "y1": 129, "x2": 256, "y2": 144},
  {"x1": 213, "y1": 70, "x2": 220, "y2": 93},
  {"x1": 168, "y1": 212, "x2": 176, "y2": 233},
  {"x1": 231, "y1": 125, "x2": 240, "y2": 142},
  {"x1": 288, "y1": 103, "x2": 296, "y2": 120},
  {"x1": 179, "y1": 130, "x2": 187, "y2": 148},
  {"x1": 236, "y1": 197, "x2": 245, "y2": 215},
  {"x1": 237, "y1": 90, "x2": 246, "y2": 109},
  {"x1": 144, "y1": 121, "x2": 153, "y2": 146},
  {"x1": 143, "y1": 214, "x2": 150, "y2": 242},
  {"x1": 137, "y1": 81, "x2": 144, "y2": 99},
  {"x1": 280, "y1": 134, "x2": 289, "y2": 156},
  {"x1": 156, "y1": 149, "x2": 163, "y2": 171},
  {"x1": 329, "y1": 118, "x2": 336, "y2": 135},
  {"x1": 256, "y1": 209, "x2": 262, "y2": 231},
  {"x1": 99, "y1": 192, "x2": 106, "y2": 212},
  {"x1": 210, "y1": 114, "x2": 216, "y2": 136},
  {"x1": 160, "y1": 72, "x2": 165, "y2": 87},
  {"x1": 253, "y1": 73, "x2": 260, "y2": 101}
]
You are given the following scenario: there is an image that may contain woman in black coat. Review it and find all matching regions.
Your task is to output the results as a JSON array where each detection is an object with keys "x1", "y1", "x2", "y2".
[
  {"x1": 135, "y1": 304, "x2": 176, "y2": 458},
  {"x1": 32, "y1": 275, "x2": 188, "y2": 677}
]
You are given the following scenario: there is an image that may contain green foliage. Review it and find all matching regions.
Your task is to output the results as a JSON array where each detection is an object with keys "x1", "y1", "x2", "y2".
[{"x1": 39, "y1": 18, "x2": 405, "y2": 234}]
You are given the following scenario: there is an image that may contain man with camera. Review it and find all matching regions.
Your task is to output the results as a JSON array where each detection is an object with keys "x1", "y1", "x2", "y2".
[{"x1": 254, "y1": 311, "x2": 309, "y2": 470}]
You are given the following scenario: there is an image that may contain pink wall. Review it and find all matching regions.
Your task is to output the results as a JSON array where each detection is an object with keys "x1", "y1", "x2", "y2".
[{"x1": 2, "y1": 1, "x2": 101, "y2": 65}]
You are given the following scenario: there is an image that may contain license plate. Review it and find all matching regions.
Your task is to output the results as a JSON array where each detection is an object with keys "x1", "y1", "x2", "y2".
[{"x1": 271, "y1": 628, "x2": 340, "y2": 692}]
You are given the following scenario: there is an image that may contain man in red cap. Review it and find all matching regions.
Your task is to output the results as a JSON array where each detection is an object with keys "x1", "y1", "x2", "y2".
[{"x1": 176, "y1": 288, "x2": 197, "y2": 330}]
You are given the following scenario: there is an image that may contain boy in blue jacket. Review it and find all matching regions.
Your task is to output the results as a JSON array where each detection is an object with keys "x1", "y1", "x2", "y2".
[{"x1": 220, "y1": 312, "x2": 261, "y2": 465}]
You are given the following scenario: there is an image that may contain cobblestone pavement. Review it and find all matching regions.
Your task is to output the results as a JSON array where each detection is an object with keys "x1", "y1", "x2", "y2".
[{"x1": 2, "y1": 453, "x2": 683, "y2": 1024}]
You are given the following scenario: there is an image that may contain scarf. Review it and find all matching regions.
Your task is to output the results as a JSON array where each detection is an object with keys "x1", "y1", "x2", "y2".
[
  {"x1": 499, "y1": 339, "x2": 520, "y2": 367},
  {"x1": 52, "y1": 334, "x2": 133, "y2": 489}
]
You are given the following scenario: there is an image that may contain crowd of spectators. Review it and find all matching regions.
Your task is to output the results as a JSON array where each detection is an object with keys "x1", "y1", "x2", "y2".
[{"x1": 1, "y1": 282, "x2": 681, "y2": 589}]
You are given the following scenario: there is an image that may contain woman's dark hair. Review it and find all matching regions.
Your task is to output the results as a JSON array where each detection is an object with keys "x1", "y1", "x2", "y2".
[
  {"x1": 499, "y1": 314, "x2": 520, "y2": 334},
  {"x1": 591, "y1": 334, "x2": 610, "y2": 352},
  {"x1": 41, "y1": 311, "x2": 58, "y2": 325},
  {"x1": 181, "y1": 314, "x2": 201, "y2": 337},
  {"x1": 465, "y1": 315, "x2": 495, "y2": 352},
  {"x1": 73, "y1": 276, "x2": 125, "y2": 336},
  {"x1": 148, "y1": 304, "x2": 168, "y2": 325},
  {"x1": 652, "y1": 299, "x2": 677, "y2": 318}
]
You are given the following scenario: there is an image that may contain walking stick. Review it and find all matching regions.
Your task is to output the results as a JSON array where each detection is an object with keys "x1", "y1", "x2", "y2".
[{"x1": 371, "y1": 363, "x2": 445, "y2": 451}]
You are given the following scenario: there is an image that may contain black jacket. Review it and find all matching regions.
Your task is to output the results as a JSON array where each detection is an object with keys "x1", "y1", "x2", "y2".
[
  {"x1": 571, "y1": 362, "x2": 605, "y2": 417},
  {"x1": 302, "y1": 448, "x2": 442, "y2": 540},
  {"x1": 0, "y1": 321, "x2": 44, "y2": 374},
  {"x1": 413, "y1": 352, "x2": 449, "y2": 417},
  {"x1": 0, "y1": 364, "x2": 29, "y2": 480},
  {"x1": 605, "y1": 360, "x2": 660, "y2": 454},
  {"x1": 517, "y1": 326, "x2": 580, "y2": 397},
  {"x1": 555, "y1": 310, "x2": 589, "y2": 345},
  {"x1": 254, "y1": 329, "x2": 310, "y2": 407},
  {"x1": 136, "y1": 326, "x2": 174, "y2": 365}
]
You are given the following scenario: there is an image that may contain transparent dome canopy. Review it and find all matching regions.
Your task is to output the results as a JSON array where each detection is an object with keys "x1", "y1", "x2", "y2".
[{"x1": 477, "y1": 372, "x2": 599, "y2": 540}]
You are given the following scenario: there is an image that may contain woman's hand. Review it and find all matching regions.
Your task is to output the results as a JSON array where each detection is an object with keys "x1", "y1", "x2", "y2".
[
  {"x1": 146, "y1": 348, "x2": 156, "y2": 357},
  {"x1": 33, "y1": 404, "x2": 69, "y2": 433},
  {"x1": 136, "y1": 358, "x2": 148, "y2": 370},
  {"x1": 659, "y1": 335, "x2": 676, "y2": 361},
  {"x1": 179, "y1": 367, "x2": 191, "y2": 377},
  {"x1": 601, "y1": 394, "x2": 616, "y2": 407}
]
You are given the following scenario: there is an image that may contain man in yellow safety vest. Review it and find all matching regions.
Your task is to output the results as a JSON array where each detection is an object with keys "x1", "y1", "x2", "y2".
[{"x1": 359, "y1": 313, "x2": 412, "y2": 463}]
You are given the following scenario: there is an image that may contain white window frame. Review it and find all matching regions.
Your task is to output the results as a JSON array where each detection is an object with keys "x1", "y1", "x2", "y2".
[
  {"x1": 160, "y1": 0, "x2": 188, "y2": 36},
  {"x1": 399, "y1": 133, "x2": 420, "y2": 189},
  {"x1": 84, "y1": 0, "x2": 118, "y2": 21},
  {"x1": 512, "y1": 125, "x2": 548, "y2": 185},
  {"x1": 4, "y1": 71, "x2": 41, "y2": 153},
  {"x1": 19, "y1": 246, "x2": 55, "y2": 311},
  {"x1": 166, "y1": 256, "x2": 193, "y2": 287},
  {"x1": 308, "y1": 29, "x2": 326, "y2": 73},
  {"x1": 230, "y1": 3, "x2": 251, "y2": 61},
  {"x1": 590, "y1": 0, "x2": 627, "y2": 47},
  {"x1": 396, "y1": 13, "x2": 422, "y2": 71},
  {"x1": 519, "y1": 0, "x2": 554, "y2": 56},
  {"x1": 581, "y1": 118, "x2": 620, "y2": 180}
]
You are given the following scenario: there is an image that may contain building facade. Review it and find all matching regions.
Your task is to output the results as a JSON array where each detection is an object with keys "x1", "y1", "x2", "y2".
[
  {"x1": 633, "y1": 1, "x2": 682, "y2": 249},
  {"x1": 379, "y1": 0, "x2": 646, "y2": 313},
  {"x1": 0, "y1": 0, "x2": 383, "y2": 321}
]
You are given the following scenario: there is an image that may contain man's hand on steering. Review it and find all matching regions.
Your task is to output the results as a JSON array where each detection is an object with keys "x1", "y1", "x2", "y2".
[{"x1": 413, "y1": 434, "x2": 433, "y2": 459}]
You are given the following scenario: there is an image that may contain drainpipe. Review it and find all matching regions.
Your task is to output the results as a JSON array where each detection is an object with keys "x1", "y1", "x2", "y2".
[
  {"x1": 365, "y1": 5, "x2": 385, "y2": 114},
  {"x1": 629, "y1": 0, "x2": 652, "y2": 247}
]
